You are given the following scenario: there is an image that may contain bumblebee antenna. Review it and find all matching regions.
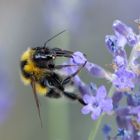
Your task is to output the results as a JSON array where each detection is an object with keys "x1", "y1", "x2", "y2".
[{"x1": 43, "y1": 30, "x2": 66, "y2": 47}]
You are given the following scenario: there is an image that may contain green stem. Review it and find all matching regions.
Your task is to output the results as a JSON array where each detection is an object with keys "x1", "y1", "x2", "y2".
[
  {"x1": 88, "y1": 114, "x2": 104, "y2": 140},
  {"x1": 88, "y1": 86, "x2": 115, "y2": 140}
]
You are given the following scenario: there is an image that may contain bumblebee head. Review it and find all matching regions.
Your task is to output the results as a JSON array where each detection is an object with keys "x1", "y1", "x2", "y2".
[{"x1": 32, "y1": 47, "x2": 56, "y2": 62}]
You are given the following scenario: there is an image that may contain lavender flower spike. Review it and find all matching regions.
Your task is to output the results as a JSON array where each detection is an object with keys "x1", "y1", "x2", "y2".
[
  {"x1": 81, "y1": 85, "x2": 113, "y2": 120},
  {"x1": 113, "y1": 20, "x2": 138, "y2": 46}
]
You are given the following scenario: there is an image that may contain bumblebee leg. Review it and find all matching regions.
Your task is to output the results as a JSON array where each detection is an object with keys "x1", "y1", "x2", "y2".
[
  {"x1": 46, "y1": 79, "x2": 64, "y2": 91},
  {"x1": 63, "y1": 91, "x2": 86, "y2": 105},
  {"x1": 52, "y1": 48, "x2": 73, "y2": 58},
  {"x1": 46, "y1": 73, "x2": 64, "y2": 91},
  {"x1": 61, "y1": 61, "x2": 87, "y2": 85},
  {"x1": 54, "y1": 64, "x2": 80, "y2": 69},
  {"x1": 46, "y1": 89, "x2": 61, "y2": 98}
]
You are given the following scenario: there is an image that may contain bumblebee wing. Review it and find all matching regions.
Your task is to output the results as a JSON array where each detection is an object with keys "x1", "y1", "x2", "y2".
[{"x1": 31, "y1": 80, "x2": 43, "y2": 127}]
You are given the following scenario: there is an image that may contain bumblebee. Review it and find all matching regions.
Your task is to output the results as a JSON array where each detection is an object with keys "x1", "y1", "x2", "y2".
[{"x1": 20, "y1": 31, "x2": 86, "y2": 126}]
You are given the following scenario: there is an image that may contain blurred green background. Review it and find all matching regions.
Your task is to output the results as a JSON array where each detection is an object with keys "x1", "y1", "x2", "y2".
[{"x1": 0, "y1": 0, "x2": 140, "y2": 140}]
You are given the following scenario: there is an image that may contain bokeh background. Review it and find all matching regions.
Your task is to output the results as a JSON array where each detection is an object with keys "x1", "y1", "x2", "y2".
[{"x1": 0, "y1": 0, "x2": 140, "y2": 140}]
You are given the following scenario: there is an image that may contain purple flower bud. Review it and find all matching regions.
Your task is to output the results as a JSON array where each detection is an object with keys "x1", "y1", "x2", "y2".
[
  {"x1": 105, "y1": 35, "x2": 118, "y2": 54},
  {"x1": 105, "y1": 34, "x2": 128, "y2": 64},
  {"x1": 113, "y1": 20, "x2": 129, "y2": 36},
  {"x1": 127, "y1": 94, "x2": 140, "y2": 106},
  {"x1": 85, "y1": 62, "x2": 109, "y2": 79},
  {"x1": 113, "y1": 48, "x2": 128, "y2": 65},
  {"x1": 112, "y1": 91, "x2": 123, "y2": 108},
  {"x1": 72, "y1": 51, "x2": 87, "y2": 65},
  {"x1": 113, "y1": 20, "x2": 138, "y2": 46},
  {"x1": 113, "y1": 55, "x2": 127, "y2": 68}
]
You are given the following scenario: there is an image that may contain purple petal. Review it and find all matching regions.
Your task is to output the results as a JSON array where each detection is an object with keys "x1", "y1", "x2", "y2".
[
  {"x1": 91, "y1": 107, "x2": 101, "y2": 120},
  {"x1": 73, "y1": 75, "x2": 82, "y2": 85},
  {"x1": 62, "y1": 61, "x2": 75, "y2": 74},
  {"x1": 85, "y1": 62, "x2": 107, "y2": 78},
  {"x1": 100, "y1": 99, "x2": 113, "y2": 113},
  {"x1": 114, "y1": 55, "x2": 125, "y2": 68},
  {"x1": 83, "y1": 94, "x2": 94, "y2": 104},
  {"x1": 72, "y1": 51, "x2": 87, "y2": 65},
  {"x1": 116, "y1": 33, "x2": 127, "y2": 47},
  {"x1": 81, "y1": 105, "x2": 93, "y2": 115},
  {"x1": 113, "y1": 20, "x2": 138, "y2": 46},
  {"x1": 114, "y1": 48, "x2": 128, "y2": 62},
  {"x1": 96, "y1": 85, "x2": 107, "y2": 100}
]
